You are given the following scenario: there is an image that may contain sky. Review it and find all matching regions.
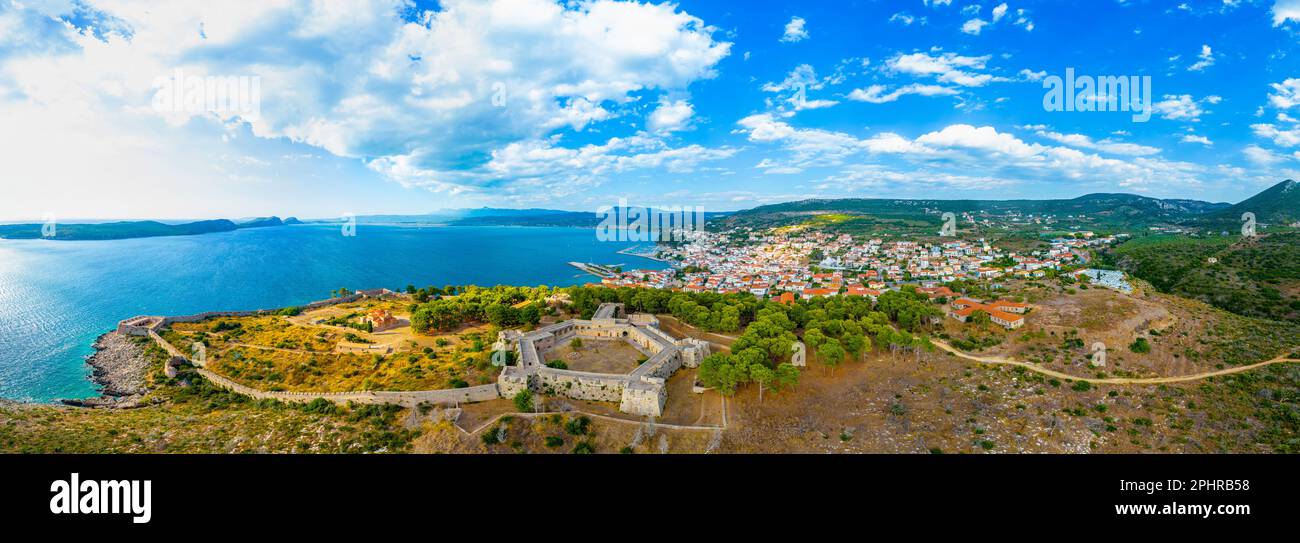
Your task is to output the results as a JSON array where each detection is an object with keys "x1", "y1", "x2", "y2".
[{"x1": 1, "y1": 0, "x2": 1300, "y2": 221}]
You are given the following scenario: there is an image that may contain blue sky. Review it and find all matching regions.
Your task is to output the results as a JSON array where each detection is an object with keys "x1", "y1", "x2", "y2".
[{"x1": 1, "y1": 0, "x2": 1299, "y2": 220}]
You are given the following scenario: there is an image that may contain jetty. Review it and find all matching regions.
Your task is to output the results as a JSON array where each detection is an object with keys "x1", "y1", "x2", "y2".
[
  {"x1": 569, "y1": 262, "x2": 621, "y2": 278},
  {"x1": 617, "y1": 244, "x2": 669, "y2": 262}
]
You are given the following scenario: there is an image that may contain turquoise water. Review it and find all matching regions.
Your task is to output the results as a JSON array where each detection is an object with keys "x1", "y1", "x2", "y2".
[{"x1": 0, "y1": 225, "x2": 664, "y2": 402}]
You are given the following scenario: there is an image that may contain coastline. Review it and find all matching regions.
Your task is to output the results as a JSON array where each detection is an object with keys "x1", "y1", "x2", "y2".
[{"x1": 61, "y1": 332, "x2": 152, "y2": 409}]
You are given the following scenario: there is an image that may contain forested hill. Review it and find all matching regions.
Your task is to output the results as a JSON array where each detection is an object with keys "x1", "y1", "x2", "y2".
[
  {"x1": 715, "y1": 180, "x2": 1298, "y2": 232},
  {"x1": 1188, "y1": 179, "x2": 1300, "y2": 229},
  {"x1": 714, "y1": 193, "x2": 1233, "y2": 229}
]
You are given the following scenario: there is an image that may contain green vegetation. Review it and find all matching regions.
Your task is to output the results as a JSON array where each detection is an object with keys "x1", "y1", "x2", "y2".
[
  {"x1": 1108, "y1": 232, "x2": 1300, "y2": 322},
  {"x1": 564, "y1": 415, "x2": 591, "y2": 436},
  {"x1": 0, "y1": 369, "x2": 417, "y2": 453},
  {"x1": 512, "y1": 390, "x2": 534, "y2": 412},
  {"x1": 410, "y1": 285, "x2": 549, "y2": 333}
]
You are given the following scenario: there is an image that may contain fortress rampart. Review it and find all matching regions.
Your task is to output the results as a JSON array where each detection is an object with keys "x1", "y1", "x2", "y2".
[{"x1": 497, "y1": 303, "x2": 709, "y2": 417}]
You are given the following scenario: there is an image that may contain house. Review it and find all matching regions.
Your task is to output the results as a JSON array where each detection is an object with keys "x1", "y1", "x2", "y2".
[
  {"x1": 947, "y1": 298, "x2": 1027, "y2": 329},
  {"x1": 365, "y1": 309, "x2": 400, "y2": 332},
  {"x1": 776, "y1": 292, "x2": 796, "y2": 305},
  {"x1": 844, "y1": 285, "x2": 881, "y2": 301},
  {"x1": 916, "y1": 286, "x2": 956, "y2": 299}
]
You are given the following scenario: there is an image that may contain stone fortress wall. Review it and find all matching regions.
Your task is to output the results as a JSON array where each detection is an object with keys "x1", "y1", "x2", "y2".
[{"x1": 498, "y1": 303, "x2": 710, "y2": 417}]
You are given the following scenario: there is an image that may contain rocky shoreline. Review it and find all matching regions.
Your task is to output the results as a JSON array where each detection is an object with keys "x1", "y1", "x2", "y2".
[{"x1": 62, "y1": 332, "x2": 153, "y2": 409}]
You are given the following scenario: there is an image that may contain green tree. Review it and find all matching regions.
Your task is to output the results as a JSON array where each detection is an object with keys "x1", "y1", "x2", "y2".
[
  {"x1": 774, "y1": 363, "x2": 800, "y2": 391},
  {"x1": 750, "y1": 364, "x2": 774, "y2": 402},
  {"x1": 817, "y1": 339, "x2": 845, "y2": 374},
  {"x1": 512, "y1": 390, "x2": 534, "y2": 412}
]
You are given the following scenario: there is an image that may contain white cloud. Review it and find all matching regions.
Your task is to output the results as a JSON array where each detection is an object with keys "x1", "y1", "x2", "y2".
[
  {"x1": 1017, "y1": 69, "x2": 1046, "y2": 82},
  {"x1": 961, "y1": 18, "x2": 989, "y2": 35},
  {"x1": 847, "y1": 83, "x2": 959, "y2": 103},
  {"x1": 962, "y1": 4, "x2": 1030, "y2": 34},
  {"x1": 1181, "y1": 134, "x2": 1214, "y2": 146},
  {"x1": 1035, "y1": 131, "x2": 1162, "y2": 156},
  {"x1": 0, "y1": 0, "x2": 734, "y2": 211},
  {"x1": 761, "y1": 64, "x2": 839, "y2": 111},
  {"x1": 648, "y1": 99, "x2": 695, "y2": 133},
  {"x1": 1244, "y1": 144, "x2": 1288, "y2": 166},
  {"x1": 1188, "y1": 44, "x2": 1215, "y2": 72},
  {"x1": 780, "y1": 16, "x2": 809, "y2": 42},
  {"x1": 1252, "y1": 123, "x2": 1300, "y2": 147},
  {"x1": 992, "y1": 3, "x2": 1009, "y2": 22},
  {"x1": 1273, "y1": 0, "x2": 1300, "y2": 26},
  {"x1": 1153, "y1": 94, "x2": 1216, "y2": 121},
  {"x1": 885, "y1": 51, "x2": 1001, "y2": 87},
  {"x1": 1012, "y1": 9, "x2": 1035, "y2": 31},
  {"x1": 1269, "y1": 79, "x2": 1300, "y2": 109},
  {"x1": 734, "y1": 118, "x2": 1210, "y2": 191},
  {"x1": 889, "y1": 13, "x2": 917, "y2": 25},
  {"x1": 485, "y1": 135, "x2": 737, "y2": 181}
]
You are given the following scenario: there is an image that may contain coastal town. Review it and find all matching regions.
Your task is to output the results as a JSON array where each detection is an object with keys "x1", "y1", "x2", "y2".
[{"x1": 589, "y1": 227, "x2": 1125, "y2": 329}]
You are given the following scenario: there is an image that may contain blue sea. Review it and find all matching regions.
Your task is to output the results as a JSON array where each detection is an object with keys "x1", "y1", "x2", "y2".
[{"x1": 0, "y1": 224, "x2": 665, "y2": 402}]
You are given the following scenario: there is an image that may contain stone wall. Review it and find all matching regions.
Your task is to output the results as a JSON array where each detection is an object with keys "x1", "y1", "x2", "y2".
[
  {"x1": 499, "y1": 311, "x2": 705, "y2": 417},
  {"x1": 196, "y1": 368, "x2": 500, "y2": 407},
  {"x1": 535, "y1": 367, "x2": 627, "y2": 402},
  {"x1": 619, "y1": 378, "x2": 667, "y2": 416}
]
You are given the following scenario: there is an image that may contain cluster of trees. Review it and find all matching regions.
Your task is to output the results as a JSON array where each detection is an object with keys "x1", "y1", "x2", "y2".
[
  {"x1": 409, "y1": 285, "x2": 552, "y2": 333},
  {"x1": 566, "y1": 286, "x2": 761, "y2": 332},
  {"x1": 697, "y1": 352, "x2": 799, "y2": 399},
  {"x1": 698, "y1": 290, "x2": 937, "y2": 393}
]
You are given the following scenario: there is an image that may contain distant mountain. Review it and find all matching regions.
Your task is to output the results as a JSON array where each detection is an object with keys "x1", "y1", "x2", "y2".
[
  {"x1": 1190, "y1": 179, "x2": 1300, "y2": 228},
  {"x1": 446, "y1": 208, "x2": 722, "y2": 227},
  {"x1": 237, "y1": 216, "x2": 291, "y2": 228},
  {"x1": 715, "y1": 191, "x2": 1235, "y2": 230},
  {"x1": 314, "y1": 208, "x2": 574, "y2": 226},
  {"x1": 0, "y1": 216, "x2": 296, "y2": 241}
]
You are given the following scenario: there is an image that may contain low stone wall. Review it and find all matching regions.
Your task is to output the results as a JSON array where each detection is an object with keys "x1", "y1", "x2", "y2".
[{"x1": 197, "y1": 368, "x2": 500, "y2": 407}]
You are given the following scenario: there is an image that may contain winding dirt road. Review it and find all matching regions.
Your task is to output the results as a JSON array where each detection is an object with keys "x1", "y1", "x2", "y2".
[{"x1": 931, "y1": 340, "x2": 1300, "y2": 385}]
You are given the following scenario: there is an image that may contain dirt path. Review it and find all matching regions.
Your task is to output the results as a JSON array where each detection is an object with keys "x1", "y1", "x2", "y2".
[{"x1": 932, "y1": 340, "x2": 1300, "y2": 385}]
